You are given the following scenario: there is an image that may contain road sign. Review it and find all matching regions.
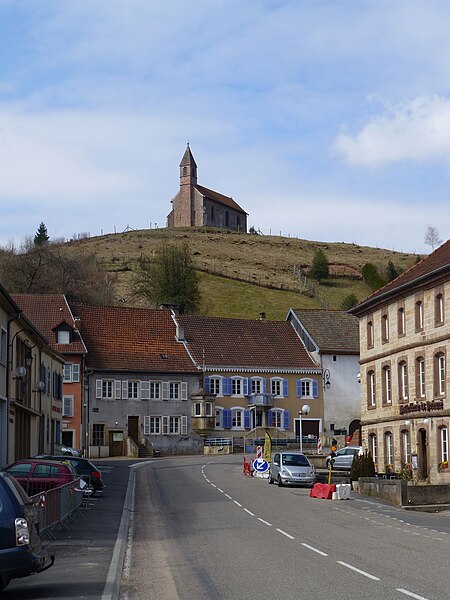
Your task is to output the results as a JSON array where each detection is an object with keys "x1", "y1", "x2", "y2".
[{"x1": 252, "y1": 459, "x2": 269, "y2": 473}]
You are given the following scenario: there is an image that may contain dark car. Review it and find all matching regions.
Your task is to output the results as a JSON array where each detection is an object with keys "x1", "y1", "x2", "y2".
[
  {"x1": 34, "y1": 456, "x2": 104, "y2": 496},
  {"x1": 3, "y1": 460, "x2": 76, "y2": 496},
  {"x1": 0, "y1": 472, "x2": 54, "y2": 591}
]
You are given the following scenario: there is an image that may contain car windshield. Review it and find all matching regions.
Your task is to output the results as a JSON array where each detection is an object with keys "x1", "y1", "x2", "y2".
[{"x1": 282, "y1": 454, "x2": 309, "y2": 467}]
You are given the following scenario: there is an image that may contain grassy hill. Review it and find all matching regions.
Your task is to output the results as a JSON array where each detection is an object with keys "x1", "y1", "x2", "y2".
[{"x1": 66, "y1": 227, "x2": 419, "y2": 320}]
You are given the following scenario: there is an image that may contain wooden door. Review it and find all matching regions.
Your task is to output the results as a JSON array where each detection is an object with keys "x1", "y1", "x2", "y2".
[{"x1": 128, "y1": 416, "x2": 139, "y2": 444}]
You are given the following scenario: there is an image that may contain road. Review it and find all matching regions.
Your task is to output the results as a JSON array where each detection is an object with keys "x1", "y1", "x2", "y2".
[{"x1": 121, "y1": 455, "x2": 450, "y2": 600}]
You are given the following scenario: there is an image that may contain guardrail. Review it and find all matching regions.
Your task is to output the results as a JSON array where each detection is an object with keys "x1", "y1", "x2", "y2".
[
  {"x1": 30, "y1": 479, "x2": 85, "y2": 538},
  {"x1": 204, "y1": 438, "x2": 233, "y2": 446}
]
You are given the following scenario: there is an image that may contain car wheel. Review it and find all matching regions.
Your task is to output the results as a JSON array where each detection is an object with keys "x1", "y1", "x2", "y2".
[{"x1": 277, "y1": 475, "x2": 284, "y2": 487}]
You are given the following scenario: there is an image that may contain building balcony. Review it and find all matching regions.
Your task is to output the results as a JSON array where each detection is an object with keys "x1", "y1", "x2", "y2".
[{"x1": 248, "y1": 393, "x2": 275, "y2": 407}]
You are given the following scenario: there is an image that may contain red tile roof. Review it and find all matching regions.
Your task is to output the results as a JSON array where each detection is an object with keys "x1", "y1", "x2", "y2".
[
  {"x1": 177, "y1": 314, "x2": 318, "y2": 371},
  {"x1": 351, "y1": 239, "x2": 450, "y2": 314},
  {"x1": 11, "y1": 294, "x2": 87, "y2": 355},
  {"x1": 70, "y1": 304, "x2": 198, "y2": 373},
  {"x1": 195, "y1": 184, "x2": 247, "y2": 214}
]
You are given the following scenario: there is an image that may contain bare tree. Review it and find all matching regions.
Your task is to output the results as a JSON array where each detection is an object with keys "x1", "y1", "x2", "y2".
[{"x1": 424, "y1": 225, "x2": 442, "y2": 251}]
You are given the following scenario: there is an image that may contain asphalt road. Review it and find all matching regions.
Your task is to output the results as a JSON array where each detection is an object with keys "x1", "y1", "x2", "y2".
[{"x1": 121, "y1": 455, "x2": 450, "y2": 600}]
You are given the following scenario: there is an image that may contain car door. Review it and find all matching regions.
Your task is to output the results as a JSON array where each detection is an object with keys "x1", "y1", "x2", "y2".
[
  {"x1": 271, "y1": 454, "x2": 280, "y2": 479},
  {"x1": 334, "y1": 449, "x2": 349, "y2": 469}
]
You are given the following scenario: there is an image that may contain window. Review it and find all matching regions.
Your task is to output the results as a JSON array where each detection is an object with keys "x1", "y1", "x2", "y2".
[
  {"x1": 150, "y1": 417, "x2": 161, "y2": 434},
  {"x1": 385, "y1": 432, "x2": 393, "y2": 467},
  {"x1": 0, "y1": 327, "x2": 7, "y2": 365},
  {"x1": 301, "y1": 380, "x2": 311, "y2": 397},
  {"x1": 150, "y1": 382, "x2": 161, "y2": 400},
  {"x1": 62, "y1": 395, "x2": 74, "y2": 417},
  {"x1": 381, "y1": 313, "x2": 389, "y2": 342},
  {"x1": 415, "y1": 300, "x2": 423, "y2": 330},
  {"x1": 169, "y1": 416, "x2": 180, "y2": 434},
  {"x1": 369, "y1": 434, "x2": 377, "y2": 467},
  {"x1": 382, "y1": 366, "x2": 391, "y2": 404},
  {"x1": 297, "y1": 378, "x2": 318, "y2": 399},
  {"x1": 271, "y1": 409, "x2": 282, "y2": 429},
  {"x1": 367, "y1": 370, "x2": 376, "y2": 407},
  {"x1": 194, "y1": 402, "x2": 202, "y2": 417},
  {"x1": 169, "y1": 382, "x2": 180, "y2": 400},
  {"x1": 398, "y1": 307, "x2": 405, "y2": 336},
  {"x1": 231, "y1": 378, "x2": 242, "y2": 396},
  {"x1": 232, "y1": 408, "x2": 243, "y2": 429},
  {"x1": 440, "y1": 427, "x2": 448, "y2": 463},
  {"x1": 205, "y1": 402, "x2": 213, "y2": 417},
  {"x1": 102, "y1": 380, "x2": 114, "y2": 399},
  {"x1": 332, "y1": 355, "x2": 337, "y2": 362},
  {"x1": 215, "y1": 408, "x2": 223, "y2": 429},
  {"x1": 270, "y1": 378, "x2": 282, "y2": 397},
  {"x1": 402, "y1": 430, "x2": 411, "y2": 465},
  {"x1": 435, "y1": 292, "x2": 444, "y2": 325},
  {"x1": 209, "y1": 377, "x2": 222, "y2": 395},
  {"x1": 435, "y1": 353, "x2": 446, "y2": 396},
  {"x1": 367, "y1": 319, "x2": 374, "y2": 348},
  {"x1": 63, "y1": 363, "x2": 80, "y2": 383},
  {"x1": 399, "y1": 361, "x2": 408, "y2": 401},
  {"x1": 57, "y1": 330, "x2": 71, "y2": 344},
  {"x1": 92, "y1": 424, "x2": 105, "y2": 446},
  {"x1": 251, "y1": 377, "x2": 264, "y2": 395},
  {"x1": 128, "y1": 381, "x2": 139, "y2": 400},
  {"x1": 416, "y1": 357, "x2": 425, "y2": 398}
]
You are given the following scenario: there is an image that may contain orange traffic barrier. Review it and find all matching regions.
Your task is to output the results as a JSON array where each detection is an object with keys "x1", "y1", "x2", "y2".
[{"x1": 310, "y1": 483, "x2": 336, "y2": 499}]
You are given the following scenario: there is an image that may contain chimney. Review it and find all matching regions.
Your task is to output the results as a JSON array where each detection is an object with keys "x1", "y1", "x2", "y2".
[
  {"x1": 259, "y1": 312, "x2": 266, "y2": 321},
  {"x1": 73, "y1": 317, "x2": 81, "y2": 330},
  {"x1": 176, "y1": 323, "x2": 184, "y2": 341}
]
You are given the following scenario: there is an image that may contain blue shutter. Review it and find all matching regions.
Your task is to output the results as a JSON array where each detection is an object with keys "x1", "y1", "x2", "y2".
[
  {"x1": 268, "y1": 410, "x2": 273, "y2": 427},
  {"x1": 262, "y1": 378, "x2": 267, "y2": 393},
  {"x1": 227, "y1": 408, "x2": 233, "y2": 429},
  {"x1": 242, "y1": 377, "x2": 248, "y2": 396},
  {"x1": 204, "y1": 376, "x2": 210, "y2": 393},
  {"x1": 223, "y1": 378, "x2": 232, "y2": 395},
  {"x1": 223, "y1": 408, "x2": 231, "y2": 429},
  {"x1": 296, "y1": 379, "x2": 302, "y2": 397},
  {"x1": 283, "y1": 379, "x2": 288, "y2": 397},
  {"x1": 283, "y1": 410, "x2": 290, "y2": 430},
  {"x1": 312, "y1": 380, "x2": 319, "y2": 398},
  {"x1": 244, "y1": 409, "x2": 251, "y2": 429}
]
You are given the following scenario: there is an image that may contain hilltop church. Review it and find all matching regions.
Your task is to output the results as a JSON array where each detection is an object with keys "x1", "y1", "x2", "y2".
[{"x1": 167, "y1": 145, "x2": 248, "y2": 232}]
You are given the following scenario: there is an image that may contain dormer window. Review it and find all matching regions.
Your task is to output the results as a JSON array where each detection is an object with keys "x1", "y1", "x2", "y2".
[{"x1": 57, "y1": 330, "x2": 70, "y2": 344}]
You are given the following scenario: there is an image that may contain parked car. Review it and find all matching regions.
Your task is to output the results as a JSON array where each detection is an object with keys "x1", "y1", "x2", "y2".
[
  {"x1": 34, "y1": 456, "x2": 104, "y2": 496},
  {"x1": 0, "y1": 472, "x2": 54, "y2": 591},
  {"x1": 54, "y1": 444, "x2": 81, "y2": 457},
  {"x1": 268, "y1": 451, "x2": 316, "y2": 487},
  {"x1": 3, "y1": 459, "x2": 76, "y2": 497},
  {"x1": 325, "y1": 446, "x2": 363, "y2": 471}
]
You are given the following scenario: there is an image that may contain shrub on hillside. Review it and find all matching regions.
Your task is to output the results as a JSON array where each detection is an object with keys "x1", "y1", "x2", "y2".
[
  {"x1": 309, "y1": 249, "x2": 329, "y2": 281},
  {"x1": 361, "y1": 263, "x2": 387, "y2": 291}
]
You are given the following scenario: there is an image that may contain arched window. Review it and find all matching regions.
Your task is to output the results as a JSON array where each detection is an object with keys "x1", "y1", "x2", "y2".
[
  {"x1": 398, "y1": 360, "x2": 408, "y2": 401},
  {"x1": 415, "y1": 300, "x2": 423, "y2": 330},
  {"x1": 401, "y1": 429, "x2": 411, "y2": 465},
  {"x1": 183, "y1": 166, "x2": 187, "y2": 176},
  {"x1": 435, "y1": 352, "x2": 446, "y2": 396},
  {"x1": 232, "y1": 407, "x2": 244, "y2": 429},
  {"x1": 382, "y1": 366, "x2": 391, "y2": 404},
  {"x1": 381, "y1": 313, "x2": 389, "y2": 342},
  {"x1": 435, "y1": 293, "x2": 444, "y2": 325},
  {"x1": 369, "y1": 434, "x2": 377, "y2": 468},
  {"x1": 440, "y1": 426, "x2": 448, "y2": 463},
  {"x1": 367, "y1": 370, "x2": 376, "y2": 407},
  {"x1": 384, "y1": 432, "x2": 393, "y2": 468},
  {"x1": 416, "y1": 357, "x2": 425, "y2": 398},
  {"x1": 398, "y1": 306, "x2": 405, "y2": 336},
  {"x1": 367, "y1": 320, "x2": 374, "y2": 348}
]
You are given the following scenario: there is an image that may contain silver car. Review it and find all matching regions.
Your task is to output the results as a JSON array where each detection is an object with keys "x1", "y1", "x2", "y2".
[
  {"x1": 325, "y1": 446, "x2": 363, "y2": 471},
  {"x1": 268, "y1": 451, "x2": 316, "y2": 487}
]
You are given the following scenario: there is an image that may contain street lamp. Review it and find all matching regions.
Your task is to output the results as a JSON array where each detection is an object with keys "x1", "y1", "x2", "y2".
[{"x1": 299, "y1": 404, "x2": 311, "y2": 453}]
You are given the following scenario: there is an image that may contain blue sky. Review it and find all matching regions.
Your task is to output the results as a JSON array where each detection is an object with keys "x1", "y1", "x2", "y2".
[{"x1": 1, "y1": 0, "x2": 449, "y2": 253}]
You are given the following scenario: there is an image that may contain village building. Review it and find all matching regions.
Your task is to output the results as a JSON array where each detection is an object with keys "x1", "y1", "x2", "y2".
[
  {"x1": 350, "y1": 240, "x2": 449, "y2": 482},
  {"x1": 167, "y1": 145, "x2": 248, "y2": 232}
]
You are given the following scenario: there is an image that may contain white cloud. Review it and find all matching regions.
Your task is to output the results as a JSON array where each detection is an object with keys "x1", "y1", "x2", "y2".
[{"x1": 335, "y1": 95, "x2": 450, "y2": 166}]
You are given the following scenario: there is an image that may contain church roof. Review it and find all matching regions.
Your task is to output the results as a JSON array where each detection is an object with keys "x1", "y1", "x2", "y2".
[
  {"x1": 195, "y1": 184, "x2": 247, "y2": 214},
  {"x1": 179, "y1": 144, "x2": 197, "y2": 167}
]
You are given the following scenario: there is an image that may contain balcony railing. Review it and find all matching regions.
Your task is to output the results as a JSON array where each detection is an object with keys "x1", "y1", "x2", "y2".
[{"x1": 248, "y1": 393, "x2": 275, "y2": 406}]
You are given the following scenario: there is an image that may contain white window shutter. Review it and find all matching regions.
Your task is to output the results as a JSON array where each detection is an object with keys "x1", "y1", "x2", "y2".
[
  {"x1": 140, "y1": 381, "x2": 150, "y2": 400},
  {"x1": 181, "y1": 382, "x2": 188, "y2": 401},
  {"x1": 96, "y1": 380, "x2": 102, "y2": 398},
  {"x1": 72, "y1": 364, "x2": 80, "y2": 382},
  {"x1": 181, "y1": 415, "x2": 188, "y2": 435},
  {"x1": 115, "y1": 380, "x2": 122, "y2": 399},
  {"x1": 162, "y1": 416, "x2": 169, "y2": 434},
  {"x1": 122, "y1": 380, "x2": 128, "y2": 399},
  {"x1": 162, "y1": 381, "x2": 169, "y2": 401},
  {"x1": 144, "y1": 416, "x2": 150, "y2": 435}
]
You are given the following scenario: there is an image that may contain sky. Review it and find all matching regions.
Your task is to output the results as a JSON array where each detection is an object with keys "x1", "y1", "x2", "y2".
[{"x1": 1, "y1": 0, "x2": 450, "y2": 254}]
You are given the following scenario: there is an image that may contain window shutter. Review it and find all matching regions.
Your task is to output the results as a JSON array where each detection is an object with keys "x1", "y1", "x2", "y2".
[
  {"x1": 181, "y1": 416, "x2": 188, "y2": 435},
  {"x1": 144, "y1": 416, "x2": 150, "y2": 435},
  {"x1": 162, "y1": 416, "x2": 169, "y2": 434},
  {"x1": 223, "y1": 408, "x2": 231, "y2": 429},
  {"x1": 296, "y1": 379, "x2": 302, "y2": 398},
  {"x1": 262, "y1": 378, "x2": 267, "y2": 393},
  {"x1": 59, "y1": 374, "x2": 63, "y2": 400},
  {"x1": 181, "y1": 382, "x2": 188, "y2": 401},
  {"x1": 162, "y1": 381, "x2": 169, "y2": 401},
  {"x1": 115, "y1": 380, "x2": 122, "y2": 399},
  {"x1": 222, "y1": 378, "x2": 232, "y2": 395},
  {"x1": 268, "y1": 410, "x2": 273, "y2": 427},
  {"x1": 204, "y1": 376, "x2": 210, "y2": 392},
  {"x1": 46, "y1": 368, "x2": 50, "y2": 395},
  {"x1": 312, "y1": 380, "x2": 319, "y2": 398},
  {"x1": 52, "y1": 371, "x2": 56, "y2": 398},
  {"x1": 242, "y1": 377, "x2": 248, "y2": 396},
  {"x1": 40, "y1": 362, "x2": 46, "y2": 384},
  {"x1": 140, "y1": 381, "x2": 150, "y2": 400},
  {"x1": 72, "y1": 364, "x2": 80, "y2": 382},
  {"x1": 283, "y1": 410, "x2": 290, "y2": 430},
  {"x1": 244, "y1": 409, "x2": 251, "y2": 429},
  {"x1": 96, "y1": 380, "x2": 102, "y2": 398},
  {"x1": 283, "y1": 379, "x2": 288, "y2": 397},
  {"x1": 122, "y1": 381, "x2": 128, "y2": 399}
]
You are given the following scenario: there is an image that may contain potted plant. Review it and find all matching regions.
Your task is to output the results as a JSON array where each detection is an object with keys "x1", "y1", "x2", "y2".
[{"x1": 438, "y1": 460, "x2": 448, "y2": 471}]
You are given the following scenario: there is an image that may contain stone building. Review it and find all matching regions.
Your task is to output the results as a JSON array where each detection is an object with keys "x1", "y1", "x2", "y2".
[
  {"x1": 350, "y1": 241, "x2": 449, "y2": 483},
  {"x1": 167, "y1": 145, "x2": 248, "y2": 232}
]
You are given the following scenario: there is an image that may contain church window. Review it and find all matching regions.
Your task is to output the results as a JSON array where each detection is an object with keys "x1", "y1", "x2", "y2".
[{"x1": 183, "y1": 166, "x2": 187, "y2": 176}]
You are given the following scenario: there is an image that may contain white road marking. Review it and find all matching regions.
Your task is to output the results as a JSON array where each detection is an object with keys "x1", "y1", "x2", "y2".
[
  {"x1": 243, "y1": 508, "x2": 255, "y2": 516},
  {"x1": 337, "y1": 561, "x2": 380, "y2": 581},
  {"x1": 225, "y1": 494, "x2": 232, "y2": 499},
  {"x1": 233, "y1": 500, "x2": 242, "y2": 507},
  {"x1": 257, "y1": 518, "x2": 272, "y2": 526},
  {"x1": 301, "y1": 543, "x2": 328, "y2": 556},
  {"x1": 276, "y1": 528, "x2": 294, "y2": 540},
  {"x1": 211, "y1": 483, "x2": 217, "y2": 488},
  {"x1": 396, "y1": 589, "x2": 430, "y2": 600},
  {"x1": 217, "y1": 488, "x2": 224, "y2": 493},
  {"x1": 205, "y1": 478, "x2": 210, "y2": 483}
]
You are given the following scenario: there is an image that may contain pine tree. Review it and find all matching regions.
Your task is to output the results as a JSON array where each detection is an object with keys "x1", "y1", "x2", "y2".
[
  {"x1": 34, "y1": 222, "x2": 49, "y2": 246},
  {"x1": 309, "y1": 249, "x2": 329, "y2": 282}
]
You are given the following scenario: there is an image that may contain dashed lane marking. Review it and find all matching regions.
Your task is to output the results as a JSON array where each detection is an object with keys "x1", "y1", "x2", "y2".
[
  {"x1": 396, "y1": 589, "x2": 430, "y2": 600},
  {"x1": 276, "y1": 528, "x2": 295, "y2": 540},
  {"x1": 301, "y1": 543, "x2": 328, "y2": 556},
  {"x1": 337, "y1": 561, "x2": 380, "y2": 581}
]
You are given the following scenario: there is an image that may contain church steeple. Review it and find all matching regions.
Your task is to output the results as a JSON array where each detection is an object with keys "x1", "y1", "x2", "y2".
[{"x1": 180, "y1": 143, "x2": 197, "y2": 186}]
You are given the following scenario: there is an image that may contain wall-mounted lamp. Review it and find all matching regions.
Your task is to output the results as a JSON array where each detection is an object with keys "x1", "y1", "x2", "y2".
[
  {"x1": 25, "y1": 348, "x2": 33, "y2": 368},
  {"x1": 323, "y1": 369, "x2": 331, "y2": 390},
  {"x1": 14, "y1": 366, "x2": 27, "y2": 380},
  {"x1": 423, "y1": 418, "x2": 429, "y2": 425},
  {"x1": 404, "y1": 420, "x2": 411, "y2": 427},
  {"x1": 33, "y1": 381, "x2": 45, "y2": 393},
  {"x1": 357, "y1": 372, "x2": 361, "y2": 384}
]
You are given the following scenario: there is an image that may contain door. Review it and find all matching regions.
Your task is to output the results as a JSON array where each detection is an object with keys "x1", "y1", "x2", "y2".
[
  {"x1": 128, "y1": 416, "x2": 139, "y2": 444},
  {"x1": 62, "y1": 430, "x2": 74, "y2": 448},
  {"x1": 417, "y1": 428, "x2": 428, "y2": 480},
  {"x1": 109, "y1": 431, "x2": 124, "y2": 456}
]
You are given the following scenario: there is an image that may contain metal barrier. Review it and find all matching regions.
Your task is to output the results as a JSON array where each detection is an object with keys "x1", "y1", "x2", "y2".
[
  {"x1": 204, "y1": 438, "x2": 233, "y2": 446},
  {"x1": 31, "y1": 479, "x2": 85, "y2": 539}
]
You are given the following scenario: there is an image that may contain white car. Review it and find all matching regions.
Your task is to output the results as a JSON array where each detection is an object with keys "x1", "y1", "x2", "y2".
[{"x1": 325, "y1": 446, "x2": 363, "y2": 471}]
